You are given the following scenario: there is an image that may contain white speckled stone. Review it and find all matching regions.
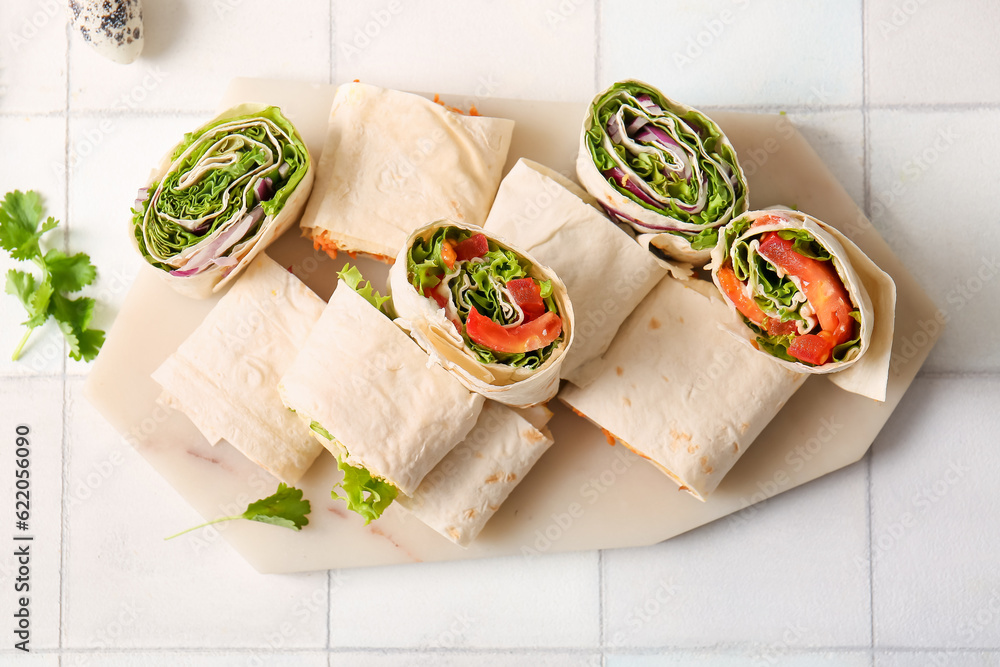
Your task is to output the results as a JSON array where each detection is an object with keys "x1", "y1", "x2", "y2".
[{"x1": 69, "y1": 0, "x2": 144, "y2": 65}]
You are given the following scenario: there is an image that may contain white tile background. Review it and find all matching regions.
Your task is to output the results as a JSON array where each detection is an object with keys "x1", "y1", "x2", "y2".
[{"x1": 0, "y1": 0, "x2": 998, "y2": 664}]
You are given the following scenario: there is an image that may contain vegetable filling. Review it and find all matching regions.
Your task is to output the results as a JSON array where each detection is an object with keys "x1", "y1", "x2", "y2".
[
  {"x1": 718, "y1": 215, "x2": 861, "y2": 366},
  {"x1": 407, "y1": 227, "x2": 563, "y2": 369},
  {"x1": 584, "y1": 81, "x2": 746, "y2": 249}
]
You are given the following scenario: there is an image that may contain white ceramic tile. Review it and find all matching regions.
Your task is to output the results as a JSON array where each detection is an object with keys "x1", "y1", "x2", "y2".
[
  {"x1": 62, "y1": 377, "x2": 328, "y2": 649},
  {"x1": 334, "y1": 0, "x2": 596, "y2": 102},
  {"x1": 0, "y1": 377, "x2": 63, "y2": 650},
  {"x1": 330, "y1": 652, "x2": 601, "y2": 667},
  {"x1": 607, "y1": 652, "x2": 872, "y2": 666},
  {"x1": 784, "y1": 110, "x2": 865, "y2": 209},
  {"x1": 62, "y1": 652, "x2": 329, "y2": 667},
  {"x1": 600, "y1": 0, "x2": 862, "y2": 108},
  {"x1": 0, "y1": 654, "x2": 59, "y2": 666},
  {"x1": 64, "y1": 114, "x2": 199, "y2": 375},
  {"x1": 867, "y1": 109, "x2": 1000, "y2": 373},
  {"x1": 871, "y1": 377, "x2": 1000, "y2": 648},
  {"x1": 603, "y1": 463, "x2": 871, "y2": 649},
  {"x1": 876, "y1": 651, "x2": 1000, "y2": 667},
  {"x1": 0, "y1": 115, "x2": 67, "y2": 376},
  {"x1": 0, "y1": 0, "x2": 67, "y2": 113},
  {"x1": 866, "y1": 0, "x2": 1000, "y2": 105},
  {"x1": 69, "y1": 0, "x2": 331, "y2": 112},
  {"x1": 328, "y1": 552, "x2": 600, "y2": 648}
]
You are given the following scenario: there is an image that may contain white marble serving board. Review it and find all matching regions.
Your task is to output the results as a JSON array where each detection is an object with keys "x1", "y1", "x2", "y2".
[{"x1": 83, "y1": 78, "x2": 940, "y2": 573}]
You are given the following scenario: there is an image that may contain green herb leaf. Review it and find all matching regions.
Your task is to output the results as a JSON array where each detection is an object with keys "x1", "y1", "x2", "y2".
[
  {"x1": 241, "y1": 483, "x2": 311, "y2": 530},
  {"x1": 0, "y1": 190, "x2": 105, "y2": 361},
  {"x1": 164, "y1": 483, "x2": 311, "y2": 540},
  {"x1": 5, "y1": 269, "x2": 36, "y2": 310},
  {"x1": 0, "y1": 191, "x2": 57, "y2": 261},
  {"x1": 44, "y1": 249, "x2": 97, "y2": 293}
]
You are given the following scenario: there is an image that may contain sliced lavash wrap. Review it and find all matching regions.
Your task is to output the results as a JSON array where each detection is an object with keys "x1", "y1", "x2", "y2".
[
  {"x1": 389, "y1": 220, "x2": 574, "y2": 408},
  {"x1": 131, "y1": 104, "x2": 313, "y2": 299},
  {"x1": 483, "y1": 158, "x2": 668, "y2": 387},
  {"x1": 152, "y1": 254, "x2": 326, "y2": 484},
  {"x1": 709, "y1": 209, "x2": 896, "y2": 402},
  {"x1": 278, "y1": 276, "x2": 485, "y2": 520},
  {"x1": 560, "y1": 277, "x2": 807, "y2": 501},
  {"x1": 398, "y1": 401, "x2": 555, "y2": 547},
  {"x1": 576, "y1": 79, "x2": 747, "y2": 267},
  {"x1": 299, "y1": 82, "x2": 515, "y2": 261}
]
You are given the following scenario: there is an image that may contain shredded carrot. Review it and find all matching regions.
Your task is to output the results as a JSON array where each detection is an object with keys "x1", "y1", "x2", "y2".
[
  {"x1": 353, "y1": 78, "x2": 360, "y2": 83},
  {"x1": 432, "y1": 93, "x2": 474, "y2": 115},
  {"x1": 310, "y1": 230, "x2": 396, "y2": 265},
  {"x1": 311, "y1": 231, "x2": 340, "y2": 260}
]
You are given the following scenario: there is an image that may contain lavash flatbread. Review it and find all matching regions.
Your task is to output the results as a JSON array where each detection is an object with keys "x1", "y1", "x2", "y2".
[
  {"x1": 389, "y1": 220, "x2": 575, "y2": 408},
  {"x1": 299, "y1": 82, "x2": 515, "y2": 261},
  {"x1": 576, "y1": 79, "x2": 747, "y2": 266},
  {"x1": 559, "y1": 276, "x2": 807, "y2": 501},
  {"x1": 132, "y1": 103, "x2": 313, "y2": 299},
  {"x1": 278, "y1": 281, "x2": 485, "y2": 496},
  {"x1": 483, "y1": 158, "x2": 667, "y2": 387},
  {"x1": 398, "y1": 401, "x2": 554, "y2": 547},
  {"x1": 709, "y1": 209, "x2": 897, "y2": 402},
  {"x1": 152, "y1": 254, "x2": 326, "y2": 484}
]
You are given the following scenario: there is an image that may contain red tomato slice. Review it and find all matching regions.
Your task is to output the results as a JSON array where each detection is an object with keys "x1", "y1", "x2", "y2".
[
  {"x1": 750, "y1": 214, "x2": 787, "y2": 229},
  {"x1": 421, "y1": 277, "x2": 449, "y2": 309},
  {"x1": 787, "y1": 333, "x2": 835, "y2": 366},
  {"x1": 454, "y1": 233, "x2": 489, "y2": 261},
  {"x1": 757, "y1": 232, "x2": 855, "y2": 348},
  {"x1": 465, "y1": 306, "x2": 562, "y2": 354},
  {"x1": 766, "y1": 318, "x2": 800, "y2": 337},
  {"x1": 506, "y1": 277, "x2": 546, "y2": 323}
]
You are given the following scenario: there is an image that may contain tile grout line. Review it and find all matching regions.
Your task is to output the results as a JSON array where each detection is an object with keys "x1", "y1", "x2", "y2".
[
  {"x1": 329, "y1": 0, "x2": 336, "y2": 85},
  {"x1": 4, "y1": 101, "x2": 1000, "y2": 122},
  {"x1": 597, "y1": 549, "x2": 605, "y2": 654},
  {"x1": 58, "y1": 14, "x2": 72, "y2": 653},
  {"x1": 861, "y1": 0, "x2": 876, "y2": 659},
  {"x1": 593, "y1": 0, "x2": 602, "y2": 93},
  {"x1": 326, "y1": 569, "x2": 332, "y2": 652}
]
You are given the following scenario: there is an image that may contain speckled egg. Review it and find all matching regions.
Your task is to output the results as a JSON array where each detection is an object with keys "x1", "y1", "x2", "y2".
[{"x1": 69, "y1": 0, "x2": 144, "y2": 65}]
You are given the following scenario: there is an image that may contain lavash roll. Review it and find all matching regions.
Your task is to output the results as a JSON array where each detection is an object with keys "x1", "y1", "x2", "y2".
[
  {"x1": 559, "y1": 276, "x2": 807, "y2": 501},
  {"x1": 131, "y1": 104, "x2": 313, "y2": 299},
  {"x1": 152, "y1": 254, "x2": 326, "y2": 484},
  {"x1": 576, "y1": 79, "x2": 747, "y2": 266},
  {"x1": 278, "y1": 281, "x2": 484, "y2": 496},
  {"x1": 483, "y1": 158, "x2": 667, "y2": 387},
  {"x1": 398, "y1": 401, "x2": 554, "y2": 547},
  {"x1": 300, "y1": 82, "x2": 515, "y2": 261},
  {"x1": 709, "y1": 209, "x2": 896, "y2": 402},
  {"x1": 389, "y1": 220, "x2": 575, "y2": 408}
]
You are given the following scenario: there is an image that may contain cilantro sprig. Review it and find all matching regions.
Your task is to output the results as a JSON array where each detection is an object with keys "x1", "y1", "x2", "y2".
[
  {"x1": 0, "y1": 190, "x2": 104, "y2": 361},
  {"x1": 164, "y1": 483, "x2": 312, "y2": 540}
]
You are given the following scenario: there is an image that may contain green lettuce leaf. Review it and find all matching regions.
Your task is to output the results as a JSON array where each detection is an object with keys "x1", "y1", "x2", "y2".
[
  {"x1": 406, "y1": 226, "x2": 562, "y2": 370},
  {"x1": 583, "y1": 81, "x2": 747, "y2": 243},
  {"x1": 331, "y1": 454, "x2": 399, "y2": 525},
  {"x1": 337, "y1": 264, "x2": 393, "y2": 318},
  {"x1": 133, "y1": 106, "x2": 309, "y2": 272},
  {"x1": 310, "y1": 420, "x2": 398, "y2": 524}
]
